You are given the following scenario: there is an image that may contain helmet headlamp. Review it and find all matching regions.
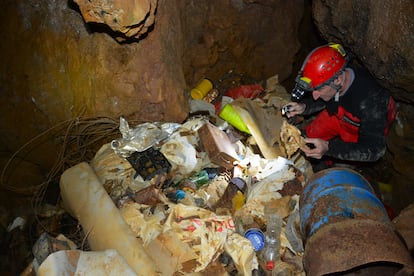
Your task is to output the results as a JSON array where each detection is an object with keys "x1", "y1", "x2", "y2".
[{"x1": 291, "y1": 43, "x2": 348, "y2": 101}]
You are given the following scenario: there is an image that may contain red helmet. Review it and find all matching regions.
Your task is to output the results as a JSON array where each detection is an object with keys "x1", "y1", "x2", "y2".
[{"x1": 297, "y1": 43, "x2": 347, "y2": 90}]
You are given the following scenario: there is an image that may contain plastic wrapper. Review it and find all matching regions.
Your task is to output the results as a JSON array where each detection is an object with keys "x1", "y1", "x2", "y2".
[
  {"x1": 91, "y1": 143, "x2": 171, "y2": 198},
  {"x1": 120, "y1": 202, "x2": 198, "y2": 275},
  {"x1": 111, "y1": 117, "x2": 180, "y2": 157},
  {"x1": 242, "y1": 155, "x2": 294, "y2": 182},
  {"x1": 90, "y1": 143, "x2": 139, "y2": 199},
  {"x1": 189, "y1": 99, "x2": 216, "y2": 116},
  {"x1": 160, "y1": 118, "x2": 212, "y2": 182},
  {"x1": 165, "y1": 204, "x2": 235, "y2": 272},
  {"x1": 119, "y1": 202, "x2": 166, "y2": 246},
  {"x1": 160, "y1": 131, "x2": 200, "y2": 180},
  {"x1": 280, "y1": 120, "x2": 306, "y2": 159},
  {"x1": 225, "y1": 84, "x2": 264, "y2": 99},
  {"x1": 244, "y1": 162, "x2": 296, "y2": 204},
  {"x1": 91, "y1": 117, "x2": 212, "y2": 198},
  {"x1": 233, "y1": 153, "x2": 299, "y2": 220},
  {"x1": 231, "y1": 98, "x2": 283, "y2": 159}
]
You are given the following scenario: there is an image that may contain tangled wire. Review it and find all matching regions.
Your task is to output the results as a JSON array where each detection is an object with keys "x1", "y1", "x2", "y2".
[{"x1": 0, "y1": 116, "x2": 128, "y2": 241}]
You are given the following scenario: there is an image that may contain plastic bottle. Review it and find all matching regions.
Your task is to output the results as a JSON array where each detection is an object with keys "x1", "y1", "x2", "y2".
[
  {"x1": 285, "y1": 210, "x2": 304, "y2": 253},
  {"x1": 180, "y1": 170, "x2": 210, "y2": 191},
  {"x1": 261, "y1": 207, "x2": 282, "y2": 271},
  {"x1": 190, "y1": 78, "x2": 213, "y2": 100},
  {"x1": 203, "y1": 167, "x2": 219, "y2": 180},
  {"x1": 175, "y1": 189, "x2": 196, "y2": 206},
  {"x1": 231, "y1": 190, "x2": 245, "y2": 212}
]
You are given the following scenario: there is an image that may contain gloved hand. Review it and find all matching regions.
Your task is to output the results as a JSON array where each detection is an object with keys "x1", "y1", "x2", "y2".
[
  {"x1": 282, "y1": 102, "x2": 306, "y2": 118},
  {"x1": 301, "y1": 138, "x2": 329, "y2": 159}
]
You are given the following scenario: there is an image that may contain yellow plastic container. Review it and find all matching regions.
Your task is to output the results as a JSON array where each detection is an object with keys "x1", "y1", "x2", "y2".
[
  {"x1": 219, "y1": 103, "x2": 251, "y2": 134},
  {"x1": 190, "y1": 78, "x2": 213, "y2": 100},
  {"x1": 232, "y1": 191, "x2": 245, "y2": 212}
]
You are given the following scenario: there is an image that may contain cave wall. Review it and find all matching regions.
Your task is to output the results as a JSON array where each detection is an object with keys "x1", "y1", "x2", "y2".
[
  {"x1": 179, "y1": 0, "x2": 303, "y2": 86},
  {"x1": 0, "y1": 2, "x2": 413, "y2": 268},
  {"x1": 0, "y1": 0, "x2": 303, "y2": 162},
  {"x1": 0, "y1": 0, "x2": 188, "y2": 158}
]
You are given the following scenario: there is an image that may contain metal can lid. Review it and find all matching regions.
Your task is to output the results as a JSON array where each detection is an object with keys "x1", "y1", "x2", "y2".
[{"x1": 244, "y1": 228, "x2": 265, "y2": 251}]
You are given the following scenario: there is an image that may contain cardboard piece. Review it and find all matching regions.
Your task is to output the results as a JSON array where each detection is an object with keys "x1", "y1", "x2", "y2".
[{"x1": 198, "y1": 122, "x2": 239, "y2": 169}]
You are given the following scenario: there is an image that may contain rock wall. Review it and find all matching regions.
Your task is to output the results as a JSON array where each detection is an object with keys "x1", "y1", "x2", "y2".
[
  {"x1": 0, "y1": 0, "x2": 303, "y2": 157},
  {"x1": 0, "y1": 0, "x2": 304, "y2": 195},
  {"x1": 0, "y1": 0, "x2": 187, "y2": 154},
  {"x1": 179, "y1": 0, "x2": 303, "y2": 86}
]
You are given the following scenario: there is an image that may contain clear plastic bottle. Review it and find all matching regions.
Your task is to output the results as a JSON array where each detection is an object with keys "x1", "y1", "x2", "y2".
[{"x1": 261, "y1": 207, "x2": 282, "y2": 271}]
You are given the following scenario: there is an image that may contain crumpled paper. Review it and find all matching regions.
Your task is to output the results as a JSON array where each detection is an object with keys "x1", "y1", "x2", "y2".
[{"x1": 120, "y1": 201, "x2": 256, "y2": 274}]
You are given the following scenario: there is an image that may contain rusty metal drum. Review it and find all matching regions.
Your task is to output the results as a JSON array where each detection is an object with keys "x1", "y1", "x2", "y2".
[
  {"x1": 300, "y1": 167, "x2": 389, "y2": 239},
  {"x1": 299, "y1": 167, "x2": 414, "y2": 275}
]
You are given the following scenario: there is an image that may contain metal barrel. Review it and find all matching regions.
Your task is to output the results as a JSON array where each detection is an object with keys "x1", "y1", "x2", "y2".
[
  {"x1": 300, "y1": 167, "x2": 414, "y2": 275},
  {"x1": 300, "y1": 167, "x2": 389, "y2": 239}
]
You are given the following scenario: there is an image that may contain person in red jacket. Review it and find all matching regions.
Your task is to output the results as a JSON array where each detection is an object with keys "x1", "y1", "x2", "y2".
[{"x1": 283, "y1": 43, "x2": 396, "y2": 169}]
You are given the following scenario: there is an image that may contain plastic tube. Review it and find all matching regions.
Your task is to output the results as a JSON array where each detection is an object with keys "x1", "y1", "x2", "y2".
[{"x1": 60, "y1": 162, "x2": 158, "y2": 275}]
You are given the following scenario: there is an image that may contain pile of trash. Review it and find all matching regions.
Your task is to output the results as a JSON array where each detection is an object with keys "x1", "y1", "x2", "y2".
[
  {"x1": 20, "y1": 74, "x2": 314, "y2": 275},
  {"x1": 20, "y1": 74, "x2": 414, "y2": 275}
]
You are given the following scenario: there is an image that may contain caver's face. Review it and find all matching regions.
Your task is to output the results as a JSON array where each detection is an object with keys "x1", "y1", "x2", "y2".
[{"x1": 312, "y1": 84, "x2": 336, "y2": 101}]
